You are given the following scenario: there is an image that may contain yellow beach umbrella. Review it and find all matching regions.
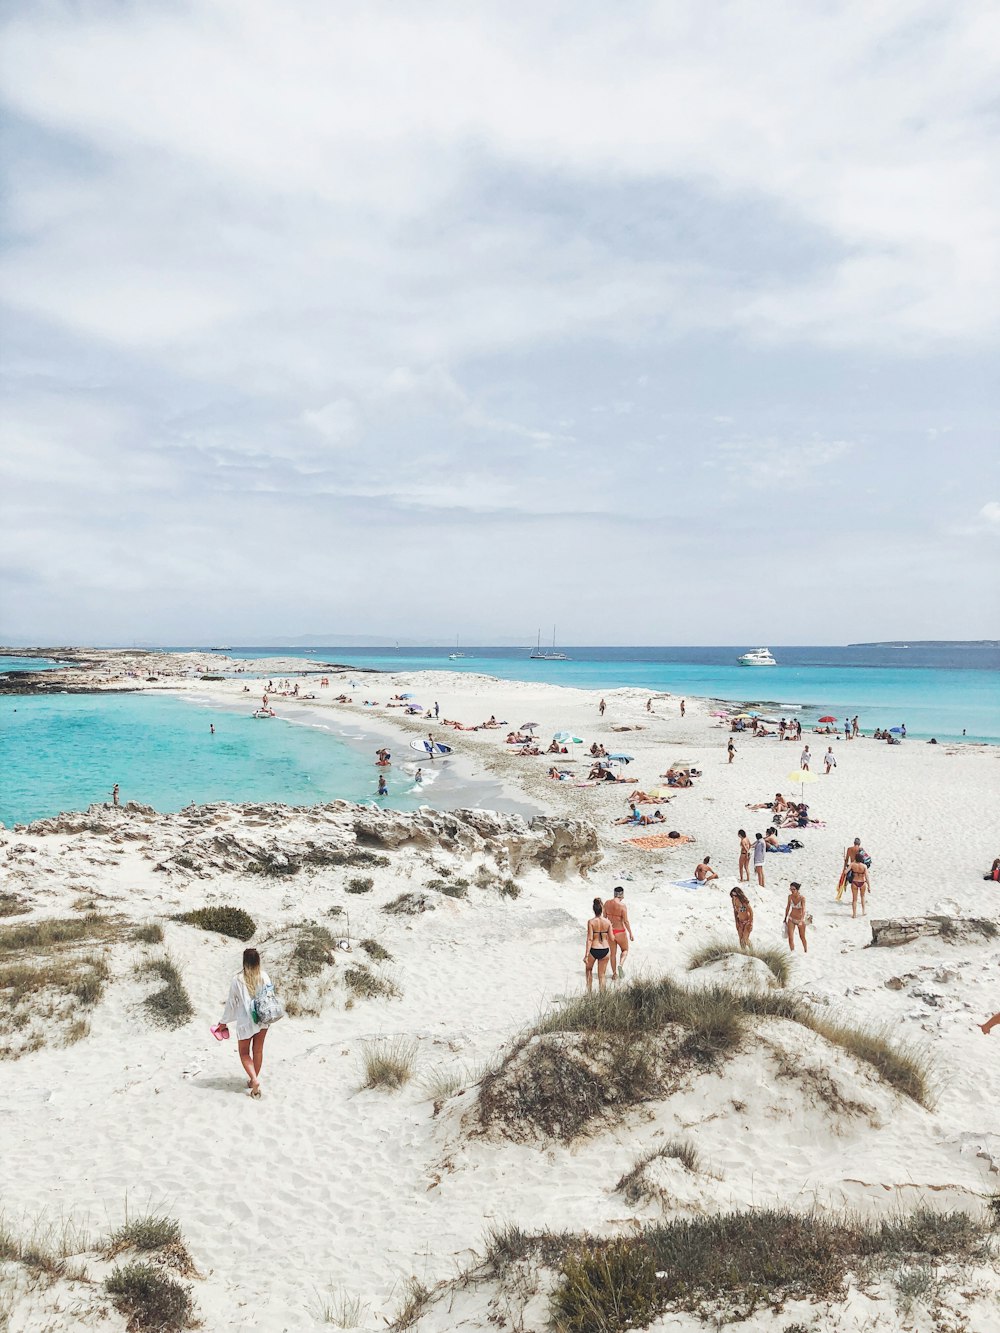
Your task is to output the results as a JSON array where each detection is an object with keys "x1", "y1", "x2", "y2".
[{"x1": 787, "y1": 768, "x2": 819, "y2": 798}]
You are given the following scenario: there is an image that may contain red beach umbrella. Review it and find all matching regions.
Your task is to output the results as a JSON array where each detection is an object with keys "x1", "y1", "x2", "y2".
[{"x1": 818, "y1": 715, "x2": 837, "y2": 723}]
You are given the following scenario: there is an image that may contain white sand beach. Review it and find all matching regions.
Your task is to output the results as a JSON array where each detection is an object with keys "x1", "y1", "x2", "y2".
[{"x1": 2, "y1": 657, "x2": 999, "y2": 1331}]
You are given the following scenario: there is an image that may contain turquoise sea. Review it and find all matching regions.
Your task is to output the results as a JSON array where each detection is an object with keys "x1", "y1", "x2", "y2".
[
  {"x1": 2, "y1": 644, "x2": 996, "y2": 825},
  {"x1": 0, "y1": 693, "x2": 468, "y2": 828}
]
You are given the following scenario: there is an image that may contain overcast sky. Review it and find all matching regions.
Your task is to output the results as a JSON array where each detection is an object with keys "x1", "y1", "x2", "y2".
[{"x1": 1, "y1": 0, "x2": 998, "y2": 646}]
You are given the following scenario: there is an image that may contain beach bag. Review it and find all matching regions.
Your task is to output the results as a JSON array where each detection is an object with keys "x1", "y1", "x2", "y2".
[{"x1": 252, "y1": 981, "x2": 285, "y2": 1028}]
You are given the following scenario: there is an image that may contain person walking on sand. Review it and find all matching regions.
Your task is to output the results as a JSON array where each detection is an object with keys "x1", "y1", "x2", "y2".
[
  {"x1": 753, "y1": 833, "x2": 766, "y2": 887},
  {"x1": 434, "y1": 701, "x2": 439, "y2": 718},
  {"x1": 837, "y1": 837, "x2": 870, "y2": 902},
  {"x1": 584, "y1": 897, "x2": 613, "y2": 992},
  {"x1": 727, "y1": 738, "x2": 736, "y2": 764},
  {"x1": 799, "y1": 745, "x2": 811, "y2": 771},
  {"x1": 112, "y1": 783, "x2": 120, "y2": 807},
  {"x1": 823, "y1": 746, "x2": 836, "y2": 774},
  {"x1": 737, "y1": 829, "x2": 751, "y2": 881},
  {"x1": 695, "y1": 855, "x2": 718, "y2": 884},
  {"x1": 784, "y1": 882, "x2": 807, "y2": 952},
  {"x1": 604, "y1": 885, "x2": 634, "y2": 979},
  {"x1": 599, "y1": 698, "x2": 606, "y2": 717},
  {"x1": 680, "y1": 699, "x2": 686, "y2": 717},
  {"x1": 215, "y1": 948, "x2": 271, "y2": 1098},
  {"x1": 646, "y1": 697, "x2": 653, "y2": 713},
  {"x1": 730, "y1": 887, "x2": 753, "y2": 949},
  {"x1": 848, "y1": 854, "x2": 869, "y2": 918}
]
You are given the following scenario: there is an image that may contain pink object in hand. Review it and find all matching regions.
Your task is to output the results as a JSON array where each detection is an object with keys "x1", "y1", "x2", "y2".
[{"x1": 210, "y1": 1024, "x2": 230, "y2": 1041}]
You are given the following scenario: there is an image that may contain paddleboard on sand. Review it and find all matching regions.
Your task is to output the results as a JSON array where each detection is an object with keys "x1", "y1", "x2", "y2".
[{"x1": 409, "y1": 739, "x2": 453, "y2": 756}]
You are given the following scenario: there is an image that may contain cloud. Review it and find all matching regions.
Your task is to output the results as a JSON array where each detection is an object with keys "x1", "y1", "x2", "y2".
[
  {"x1": 301, "y1": 399, "x2": 360, "y2": 444},
  {"x1": 707, "y1": 438, "x2": 855, "y2": 491}
]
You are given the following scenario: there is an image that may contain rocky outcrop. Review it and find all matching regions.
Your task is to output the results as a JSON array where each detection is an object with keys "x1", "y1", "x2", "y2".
[
  {"x1": 20, "y1": 800, "x2": 601, "y2": 881},
  {"x1": 869, "y1": 916, "x2": 998, "y2": 947}
]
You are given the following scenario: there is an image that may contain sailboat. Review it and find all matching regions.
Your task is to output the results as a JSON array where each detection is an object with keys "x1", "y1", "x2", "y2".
[
  {"x1": 530, "y1": 627, "x2": 569, "y2": 661},
  {"x1": 448, "y1": 634, "x2": 471, "y2": 660}
]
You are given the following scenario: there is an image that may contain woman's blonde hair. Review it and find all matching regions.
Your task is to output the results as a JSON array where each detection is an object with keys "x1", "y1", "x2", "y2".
[{"x1": 242, "y1": 947, "x2": 261, "y2": 996}]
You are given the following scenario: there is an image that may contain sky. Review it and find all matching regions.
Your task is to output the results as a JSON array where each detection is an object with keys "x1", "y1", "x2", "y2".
[{"x1": 1, "y1": 0, "x2": 998, "y2": 646}]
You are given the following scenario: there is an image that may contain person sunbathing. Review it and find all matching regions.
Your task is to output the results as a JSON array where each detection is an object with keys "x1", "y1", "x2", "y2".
[
  {"x1": 548, "y1": 766, "x2": 571, "y2": 780},
  {"x1": 694, "y1": 856, "x2": 718, "y2": 883},
  {"x1": 614, "y1": 804, "x2": 650, "y2": 826}
]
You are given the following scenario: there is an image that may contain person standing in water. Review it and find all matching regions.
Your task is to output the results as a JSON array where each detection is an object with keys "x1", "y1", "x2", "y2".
[
  {"x1": 584, "y1": 897, "x2": 612, "y2": 992},
  {"x1": 603, "y1": 885, "x2": 634, "y2": 979},
  {"x1": 216, "y1": 947, "x2": 271, "y2": 1098},
  {"x1": 377, "y1": 773, "x2": 388, "y2": 797},
  {"x1": 784, "y1": 882, "x2": 807, "y2": 952},
  {"x1": 737, "y1": 829, "x2": 751, "y2": 881},
  {"x1": 730, "y1": 887, "x2": 753, "y2": 948}
]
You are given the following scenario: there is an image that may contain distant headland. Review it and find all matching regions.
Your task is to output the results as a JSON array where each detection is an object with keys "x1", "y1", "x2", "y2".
[{"x1": 847, "y1": 640, "x2": 1000, "y2": 648}]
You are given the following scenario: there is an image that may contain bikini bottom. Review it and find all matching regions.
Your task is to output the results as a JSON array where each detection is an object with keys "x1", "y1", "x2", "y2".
[{"x1": 589, "y1": 947, "x2": 610, "y2": 960}]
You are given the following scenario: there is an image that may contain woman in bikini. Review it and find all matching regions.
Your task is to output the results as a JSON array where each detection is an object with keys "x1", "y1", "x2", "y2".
[
  {"x1": 784, "y1": 882, "x2": 808, "y2": 952},
  {"x1": 730, "y1": 887, "x2": 753, "y2": 948},
  {"x1": 584, "y1": 897, "x2": 613, "y2": 993},
  {"x1": 737, "y1": 829, "x2": 751, "y2": 881}
]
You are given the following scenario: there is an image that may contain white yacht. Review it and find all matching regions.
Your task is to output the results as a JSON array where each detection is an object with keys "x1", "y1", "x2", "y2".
[
  {"x1": 737, "y1": 647, "x2": 777, "y2": 667},
  {"x1": 530, "y1": 627, "x2": 569, "y2": 661}
]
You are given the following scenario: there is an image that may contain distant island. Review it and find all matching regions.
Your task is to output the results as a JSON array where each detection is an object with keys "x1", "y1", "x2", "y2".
[{"x1": 848, "y1": 640, "x2": 1000, "y2": 648}]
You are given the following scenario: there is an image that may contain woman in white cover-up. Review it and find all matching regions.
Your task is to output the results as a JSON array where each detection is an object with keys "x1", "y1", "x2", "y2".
[{"x1": 216, "y1": 947, "x2": 270, "y2": 1098}]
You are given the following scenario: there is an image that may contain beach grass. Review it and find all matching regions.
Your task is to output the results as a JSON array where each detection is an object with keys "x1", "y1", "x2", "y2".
[
  {"x1": 480, "y1": 974, "x2": 932, "y2": 1139},
  {"x1": 687, "y1": 940, "x2": 791, "y2": 987},
  {"x1": 0, "y1": 894, "x2": 30, "y2": 918},
  {"x1": 140, "y1": 956, "x2": 194, "y2": 1028},
  {"x1": 388, "y1": 1275, "x2": 431, "y2": 1330},
  {"x1": 344, "y1": 964, "x2": 399, "y2": 1001},
  {"x1": 361, "y1": 1037, "x2": 417, "y2": 1091},
  {"x1": 0, "y1": 913, "x2": 112, "y2": 955},
  {"x1": 546, "y1": 1207, "x2": 988, "y2": 1329},
  {"x1": 132, "y1": 922, "x2": 165, "y2": 945},
  {"x1": 105, "y1": 1260, "x2": 194, "y2": 1330},
  {"x1": 173, "y1": 905, "x2": 256, "y2": 940},
  {"x1": 616, "y1": 1140, "x2": 701, "y2": 1205},
  {"x1": 0, "y1": 1214, "x2": 92, "y2": 1281},
  {"x1": 290, "y1": 924, "x2": 336, "y2": 976},
  {"x1": 359, "y1": 938, "x2": 392, "y2": 962},
  {"x1": 312, "y1": 1284, "x2": 370, "y2": 1327}
]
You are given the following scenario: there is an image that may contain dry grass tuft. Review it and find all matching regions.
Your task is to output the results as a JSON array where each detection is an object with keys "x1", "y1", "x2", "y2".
[
  {"x1": 105, "y1": 1213, "x2": 195, "y2": 1276},
  {"x1": 132, "y1": 923, "x2": 164, "y2": 945},
  {"x1": 0, "y1": 894, "x2": 30, "y2": 918},
  {"x1": 359, "y1": 938, "x2": 392, "y2": 962},
  {"x1": 140, "y1": 956, "x2": 194, "y2": 1028},
  {"x1": 0, "y1": 913, "x2": 112, "y2": 955},
  {"x1": 105, "y1": 1260, "x2": 195, "y2": 1330},
  {"x1": 344, "y1": 964, "x2": 399, "y2": 1001},
  {"x1": 388, "y1": 1276, "x2": 431, "y2": 1330},
  {"x1": 687, "y1": 940, "x2": 791, "y2": 987},
  {"x1": 383, "y1": 892, "x2": 434, "y2": 915},
  {"x1": 290, "y1": 924, "x2": 336, "y2": 977},
  {"x1": 361, "y1": 1037, "x2": 417, "y2": 1091},
  {"x1": 549, "y1": 1207, "x2": 988, "y2": 1329},
  {"x1": 616, "y1": 1140, "x2": 701, "y2": 1205}
]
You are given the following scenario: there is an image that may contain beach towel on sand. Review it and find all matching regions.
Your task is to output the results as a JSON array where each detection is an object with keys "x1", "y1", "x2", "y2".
[
  {"x1": 669, "y1": 878, "x2": 704, "y2": 890},
  {"x1": 626, "y1": 833, "x2": 694, "y2": 849}
]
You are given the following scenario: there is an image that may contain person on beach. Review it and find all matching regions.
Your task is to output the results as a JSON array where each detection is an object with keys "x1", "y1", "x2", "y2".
[
  {"x1": 216, "y1": 948, "x2": 271, "y2": 1098},
  {"x1": 112, "y1": 783, "x2": 119, "y2": 807},
  {"x1": 823, "y1": 746, "x2": 836, "y2": 774},
  {"x1": 981, "y1": 1013, "x2": 1000, "y2": 1035},
  {"x1": 584, "y1": 897, "x2": 613, "y2": 992},
  {"x1": 680, "y1": 699, "x2": 686, "y2": 717},
  {"x1": 377, "y1": 773, "x2": 388, "y2": 796},
  {"x1": 730, "y1": 887, "x2": 753, "y2": 948},
  {"x1": 414, "y1": 767, "x2": 423, "y2": 784},
  {"x1": 848, "y1": 854, "x2": 869, "y2": 917},
  {"x1": 784, "y1": 882, "x2": 807, "y2": 952},
  {"x1": 599, "y1": 698, "x2": 606, "y2": 717},
  {"x1": 844, "y1": 718, "x2": 850, "y2": 741},
  {"x1": 728, "y1": 738, "x2": 736, "y2": 764},
  {"x1": 799, "y1": 745, "x2": 810, "y2": 770},
  {"x1": 646, "y1": 698, "x2": 653, "y2": 712},
  {"x1": 737, "y1": 829, "x2": 751, "y2": 881},
  {"x1": 695, "y1": 855, "x2": 718, "y2": 883},
  {"x1": 753, "y1": 833, "x2": 766, "y2": 886},
  {"x1": 434, "y1": 701, "x2": 439, "y2": 718},
  {"x1": 604, "y1": 885, "x2": 634, "y2": 979},
  {"x1": 852, "y1": 715, "x2": 859, "y2": 738}
]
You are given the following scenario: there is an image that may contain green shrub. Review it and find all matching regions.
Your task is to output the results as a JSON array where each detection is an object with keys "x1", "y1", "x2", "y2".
[
  {"x1": 428, "y1": 877, "x2": 468, "y2": 898},
  {"x1": 498, "y1": 878, "x2": 521, "y2": 899},
  {"x1": 553, "y1": 1238, "x2": 660, "y2": 1333},
  {"x1": 105, "y1": 1261, "x2": 194, "y2": 1330},
  {"x1": 344, "y1": 965, "x2": 399, "y2": 1001},
  {"x1": 346, "y1": 877, "x2": 374, "y2": 894},
  {"x1": 173, "y1": 906, "x2": 255, "y2": 940},
  {"x1": 106, "y1": 1214, "x2": 182, "y2": 1255}
]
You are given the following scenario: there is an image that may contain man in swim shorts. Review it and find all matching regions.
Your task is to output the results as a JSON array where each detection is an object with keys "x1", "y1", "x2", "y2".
[{"x1": 603, "y1": 885, "x2": 634, "y2": 980}]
